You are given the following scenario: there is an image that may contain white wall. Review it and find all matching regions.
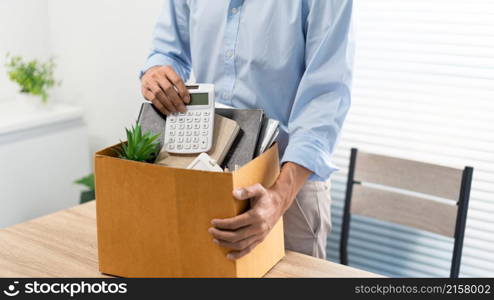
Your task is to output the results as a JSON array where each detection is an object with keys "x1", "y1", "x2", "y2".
[
  {"x1": 47, "y1": 0, "x2": 164, "y2": 153},
  {"x1": 0, "y1": 1, "x2": 93, "y2": 225},
  {"x1": 0, "y1": 0, "x2": 51, "y2": 102},
  {"x1": 1, "y1": 0, "x2": 160, "y2": 153}
]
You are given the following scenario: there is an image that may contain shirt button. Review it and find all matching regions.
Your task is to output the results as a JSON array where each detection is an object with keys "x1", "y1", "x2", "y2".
[
  {"x1": 231, "y1": 7, "x2": 238, "y2": 14},
  {"x1": 225, "y1": 49, "x2": 233, "y2": 59}
]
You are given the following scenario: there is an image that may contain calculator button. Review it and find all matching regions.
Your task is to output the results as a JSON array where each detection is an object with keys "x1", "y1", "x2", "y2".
[
  {"x1": 168, "y1": 144, "x2": 175, "y2": 150},
  {"x1": 203, "y1": 117, "x2": 209, "y2": 122},
  {"x1": 202, "y1": 123, "x2": 209, "y2": 129},
  {"x1": 203, "y1": 112, "x2": 210, "y2": 116},
  {"x1": 178, "y1": 117, "x2": 185, "y2": 123},
  {"x1": 186, "y1": 131, "x2": 191, "y2": 136},
  {"x1": 177, "y1": 144, "x2": 183, "y2": 150},
  {"x1": 195, "y1": 111, "x2": 201, "y2": 116},
  {"x1": 193, "y1": 137, "x2": 199, "y2": 143},
  {"x1": 200, "y1": 137, "x2": 208, "y2": 149},
  {"x1": 179, "y1": 112, "x2": 186, "y2": 116},
  {"x1": 178, "y1": 124, "x2": 184, "y2": 130},
  {"x1": 193, "y1": 124, "x2": 200, "y2": 130},
  {"x1": 168, "y1": 137, "x2": 175, "y2": 143},
  {"x1": 184, "y1": 144, "x2": 191, "y2": 150},
  {"x1": 170, "y1": 124, "x2": 176, "y2": 130},
  {"x1": 187, "y1": 111, "x2": 193, "y2": 116},
  {"x1": 178, "y1": 131, "x2": 184, "y2": 136},
  {"x1": 169, "y1": 117, "x2": 176, "y2": 123},
  {"x1": 194, "y1": 130, "x2": 200, "y2": 136},
  {"x1": 178, "y1": 137, "x2": 184, "y2": 143},
  {"x1": 185, "y1": 137, "x2": 191, "y2": 143},
  {"x1": 194, "y1": 117, "x2": 200, "y2": 122},
  {"x1": 186, "y1": 117, "x2": 192, "y2": 123},
  {"x1": 186, "y1": 124, "x2": 192, "y2": 130},
  {"x1": 169, "y1": 131, "x2": 175, "y2": 136},
  {"x1": 201, "y1": 130, "x2": 208, "y2": 136},
  {"x1": 192, "y1": 144, "x2": 198, "y2": 149}
]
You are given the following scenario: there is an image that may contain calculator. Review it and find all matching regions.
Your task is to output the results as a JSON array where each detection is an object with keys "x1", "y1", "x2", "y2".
[{"x1": 164, "y1": 84, "x2": 215, "y2": 154}]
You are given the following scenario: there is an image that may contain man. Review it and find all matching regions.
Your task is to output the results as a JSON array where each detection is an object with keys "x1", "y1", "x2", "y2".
[{"x1": 140, "y1": 0, "x2": 354, "y2": 260}]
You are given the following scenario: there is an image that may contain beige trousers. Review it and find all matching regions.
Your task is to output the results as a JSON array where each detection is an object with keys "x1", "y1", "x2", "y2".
[{"x1": 283, "y1": 180, "x2": 332, "y2": 259}]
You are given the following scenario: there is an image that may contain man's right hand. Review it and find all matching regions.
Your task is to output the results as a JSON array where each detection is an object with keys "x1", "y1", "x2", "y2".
[{"x1": 140, "y1": 65, "x2": 190, "y2": 115}]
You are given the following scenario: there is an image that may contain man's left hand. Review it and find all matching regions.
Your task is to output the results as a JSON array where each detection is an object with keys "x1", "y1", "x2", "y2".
[{"x1": 208, "y1": 184, "x2": 286, "y2": 260}]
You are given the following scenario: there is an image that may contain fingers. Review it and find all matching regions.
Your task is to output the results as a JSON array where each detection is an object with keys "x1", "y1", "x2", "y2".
[
  {"x1": 150, "y1": 83, "x2": 176, "y2": 114},
  {"x1": 209, "y1": 183, "x2": 277, "y2": 260},
  {"x1": 211, "y1": 184, "x2": 267, "y2": 230},
  {"x1": 151, "y1": 98, "x2": 170, "y2": 115},
  {"x1": 212, "y1": 234, "x2": 259, "y2": 252},
  {"x1": 226, "y1": 239, "x2": 263, "y2": 260},
  {"x1": 208, "y1": 224, "x2": 260, "y2": 243},
  {"x1": 210, "y1": 210, "x2": 255, "y2": 230},
  {"x1": 233, "y1": 184, "x2": 266, "y2": 201},
  {"x1": 140, "y1": 65, "x2": 189, "y2": 115},
  {"x1": 156, "y1": 76, "x2": 186, "y2": 113},
  {"x1": 141, "y1": 85, "x2": 169, "y2": 115},
  {"x1": 165, "y1": 69, "x2": 190, "y2": 104}
]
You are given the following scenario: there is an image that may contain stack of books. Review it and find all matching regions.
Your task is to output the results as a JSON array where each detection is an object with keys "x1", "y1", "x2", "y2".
[{"x1": 137, "y1": 103, "x2": 279, "y2": 171}]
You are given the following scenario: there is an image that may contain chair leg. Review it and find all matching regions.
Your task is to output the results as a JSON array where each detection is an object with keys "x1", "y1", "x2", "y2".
[
  {"x1": 450, "y1": 166, "x2": 473, "y2": 278},
  {"x1": 340, "y1": 148, "x2": 357, "y2": 265}
]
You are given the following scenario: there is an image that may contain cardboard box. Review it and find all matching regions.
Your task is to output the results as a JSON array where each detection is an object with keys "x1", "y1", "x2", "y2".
[{"x1": 94, "y1": 143, "x2": 284, "y2": 277}]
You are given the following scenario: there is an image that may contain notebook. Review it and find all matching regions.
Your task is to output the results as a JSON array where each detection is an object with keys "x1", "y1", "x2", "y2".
[
  {"x1": 255, "y1": 117, "x2": 280, "y2": 157},
  {"x1": 155, "y1": 114, "x2": 240, "y2": 169},
  {"x1": 216, "y1": 108, "x2": 264, "y2": 170},
  {"x1": 137, "y1": 103, "x2": 167, "y2": 149}
]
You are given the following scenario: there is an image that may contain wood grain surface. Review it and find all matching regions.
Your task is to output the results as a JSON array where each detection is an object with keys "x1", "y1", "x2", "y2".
[
  {"x1": 351, "y1": 185, "x2": 458, "y2": 237},
  {"x1": 355, "y1": 151, "x2": 463, "y2": 200},
  {"x1": 0, "y1": 201, "x2": 381, "y2": 278}
]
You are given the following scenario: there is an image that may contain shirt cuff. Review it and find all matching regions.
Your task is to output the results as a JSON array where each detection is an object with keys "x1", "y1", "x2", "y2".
[
  {"x1": 140, "y1": 53, "x2": 189, "y2": 80},
  {"x1": 280, "y1": 133, "x2": 338, "y2": 181}
]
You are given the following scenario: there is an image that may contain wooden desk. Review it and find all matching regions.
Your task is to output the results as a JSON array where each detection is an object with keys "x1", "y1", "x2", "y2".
[{"x1": 0, "y1": 201, "x2": 380, "y2": 278}]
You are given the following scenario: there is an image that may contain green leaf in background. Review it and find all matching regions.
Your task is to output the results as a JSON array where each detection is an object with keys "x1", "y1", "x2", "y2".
[
  {"x1": 4, "y1": 53, "x2": 60, "y2": 103},
  {"x1": 74, "y1": 173, "x2": 95, "y2": 191}
]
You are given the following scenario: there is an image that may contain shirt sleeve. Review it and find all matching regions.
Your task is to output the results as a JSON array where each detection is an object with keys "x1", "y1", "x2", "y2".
[
  {"x1": 280, "y1": 0, "x2": 355, "y2": 181},
  {"x1": 141, "y1": 0, "x2": 192, "y2": 81}
]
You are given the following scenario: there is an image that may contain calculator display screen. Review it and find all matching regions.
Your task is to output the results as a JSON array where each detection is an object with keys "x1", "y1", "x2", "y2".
[{"x1": 188, "y1": 93, "x2": 209, "y2": 106}]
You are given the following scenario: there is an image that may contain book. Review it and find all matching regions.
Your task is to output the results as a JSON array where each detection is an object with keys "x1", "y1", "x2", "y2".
[
  {"x1": 155, "y1": 114, "x2": 240, "y2": 168},
  {"x1": 255, "y1": 117, "x2": 280, "y2": 157},
  {"x1": 137, "y1": 103, "x2": 167, "y2": 149},
  {"x1": 216, "y1": 108, "x2": 264, "y2": 170},
  {"x1": 267, "y1": 128, "x2": 279, "y2": 150}
]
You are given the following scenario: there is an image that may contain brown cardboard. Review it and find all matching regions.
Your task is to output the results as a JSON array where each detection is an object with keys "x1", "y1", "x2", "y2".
[{"x1": 94, "y1": 143, "x2": 284, "y2": 277}]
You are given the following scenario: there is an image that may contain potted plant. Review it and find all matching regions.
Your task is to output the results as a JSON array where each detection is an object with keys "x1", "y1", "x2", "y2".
[
  {"x1": 5, "y1": 53, "x2": 59, "y2": 106},
  {"x1": 115, "y1": 122, "x2": 161, "y2": 163},
  {"x1": 74, "y1": 123, "x2": 159, "y2": 204},
  {"x1": 74, "y1": 174, "x2": 95, "y2": 204}
]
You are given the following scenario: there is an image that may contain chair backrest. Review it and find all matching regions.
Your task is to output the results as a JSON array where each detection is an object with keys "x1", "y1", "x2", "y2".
[{"x1": 340, "y1": 148, "x2": 473, "y2": 278}]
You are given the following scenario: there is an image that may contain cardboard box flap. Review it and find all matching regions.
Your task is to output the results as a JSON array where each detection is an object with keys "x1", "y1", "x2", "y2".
[
  {"x1": 232, "y1": 143, "x2": 280, "y2": 215},
  {"x1": 231, "y1": 144, "x2": 284, "y2": 277}
]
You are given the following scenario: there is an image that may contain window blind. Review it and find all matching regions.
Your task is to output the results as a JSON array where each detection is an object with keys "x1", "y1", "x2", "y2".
[{"x1": 326, "y1": 0, "x2": 494, "y2": 277}]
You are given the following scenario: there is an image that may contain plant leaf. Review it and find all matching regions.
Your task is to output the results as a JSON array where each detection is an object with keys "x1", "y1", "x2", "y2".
[
  {"x1": 74, "y1": 173, "x2": 95, "y2": 191},
  {"x1": 118, "y1": 122, "x2": 161, "y2": 162}
]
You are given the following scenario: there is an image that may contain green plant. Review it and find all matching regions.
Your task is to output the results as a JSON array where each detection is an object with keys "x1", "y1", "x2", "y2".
[
  {"x1": 74, "y1": 173, "x2": 95, "y2": 204},
  {"x1": 5, "y1": 53, "x2": 59, "y2": 103},
  {"x1": 74, "y1": 173, "x2": 95, "y2": 191},
  {"x1": 116, "y1": 122, "x2": 160, "y2": 162}
]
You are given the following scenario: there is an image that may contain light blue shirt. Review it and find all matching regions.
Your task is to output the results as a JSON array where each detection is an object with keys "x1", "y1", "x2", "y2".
[{"x1": 143, "y1": 0, "x2": 354, "y2": 181}]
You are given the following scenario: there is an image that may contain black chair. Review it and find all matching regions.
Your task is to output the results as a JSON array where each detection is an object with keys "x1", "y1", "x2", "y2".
[{"x1": 340, "y1": 148, "x2": 473, "y2": 278}]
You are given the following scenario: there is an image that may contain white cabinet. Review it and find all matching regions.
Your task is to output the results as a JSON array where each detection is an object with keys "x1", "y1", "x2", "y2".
[{"x1": 0, "y1": 101, "x2": 90, "y2": 227}]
